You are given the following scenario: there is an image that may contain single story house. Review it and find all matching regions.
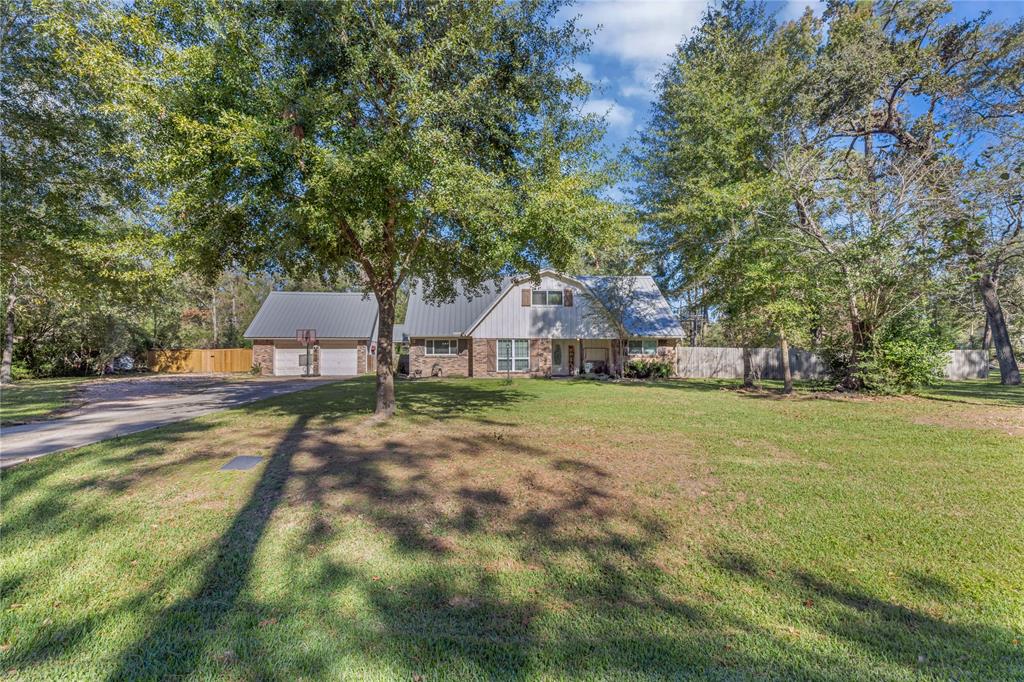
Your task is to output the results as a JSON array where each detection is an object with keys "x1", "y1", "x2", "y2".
[
  {"x1": 401, "y1": 271, "x2": 683, "y2": 378},
  {"x1": 244, "y1": 292, "x2": 378, "y2": 376}
]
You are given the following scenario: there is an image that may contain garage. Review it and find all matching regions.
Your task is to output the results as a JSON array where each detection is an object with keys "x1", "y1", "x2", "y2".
[
  {"x1": 319, "y1": 341, "x2": 358, "y2": 376},
  {"x1": 273, "y1": 342, "x2": 309, "y2": 377},
  {"x1": 244, "y1": 291, "x2": 379, "y2": 377}
]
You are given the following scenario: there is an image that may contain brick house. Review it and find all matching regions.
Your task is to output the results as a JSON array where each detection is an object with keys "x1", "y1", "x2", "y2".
[
  {"x1": 400, "y1": 271, "x2": 682, "y2": 378},
  {"x1": 244, "y1": 292, "x2": 377, "y2": 376}
]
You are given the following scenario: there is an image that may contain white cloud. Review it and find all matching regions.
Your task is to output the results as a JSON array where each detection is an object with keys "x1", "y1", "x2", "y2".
[
  {"x1": 619, "y1": 83, "x2": 651, "y2": 99},
  {"x1": 564, "y1": 1, "x2": 709, "y2": 105},
  {"x1": 581, "y1": 98, "x2": 635, "y2": 129},
  {"x1": 572, "y1": 0, "x2": 709, "y2": 63}
]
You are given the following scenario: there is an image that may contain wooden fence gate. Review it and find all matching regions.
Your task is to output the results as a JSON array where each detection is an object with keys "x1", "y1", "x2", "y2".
[{"x1": 146, "y1": 348, "x2": 253, "y2": 373}]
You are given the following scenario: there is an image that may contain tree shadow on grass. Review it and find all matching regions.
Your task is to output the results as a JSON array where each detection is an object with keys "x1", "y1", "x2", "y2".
[
  {"x1": 78, "y1": 376, "x2": 725, "y2": 679},
  {"x1": 918, "y1": 380, "x2": 1024, "y2": 408},
  {"x1": 7, "y1": 378, "x2": 1018, "y2": 679},
  {"x1": 105, "y1": 415, "x2": 310, "y2": 679},
  {"x1": 709, "y1": 547, "x2": 1022, "y2": 680}
]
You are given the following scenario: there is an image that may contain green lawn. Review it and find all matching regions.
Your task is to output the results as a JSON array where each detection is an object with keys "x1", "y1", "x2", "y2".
[
  {"x1": 0, "y1": 376, "x2": 96, "y2": 425},
  {"x1": 1, "y1": 377, "x2": 1021, "y2": 680}
]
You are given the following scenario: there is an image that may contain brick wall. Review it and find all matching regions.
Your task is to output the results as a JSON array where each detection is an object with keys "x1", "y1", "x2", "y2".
[
  {"x1": 409, "y1": 338, "x2": 470, "y2": 377},
  {"x1": 656, "y1": 339, "x2": 678, "y2": 370},
  {"x1": 357, "y1": 340, "x2": 368, "y2": 374},
  {"x1": 472, "y1": 338, "x2": 494, "y2": 377},
  {"x1": 252, "y1": 340, "x2": 274, "y2": 376},
  {"x1": 469, "y1": 338, "x2": 552, "y2": 377},
  {"x1": 529, "y1": 338, "x2": 551, "y2": 377},
  {"x1": 622, "y1": 338, "x2": 678, "y2": 375}
]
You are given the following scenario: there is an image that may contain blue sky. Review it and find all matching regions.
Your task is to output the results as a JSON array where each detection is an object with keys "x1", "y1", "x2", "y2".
[{"x1": 567, "y1": 0, "x2": 1024, "y2": 158}]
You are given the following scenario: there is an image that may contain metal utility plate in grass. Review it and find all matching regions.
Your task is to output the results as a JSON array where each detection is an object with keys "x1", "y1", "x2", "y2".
[{"x1": 221, "y1": 456, "x2": 263, "y2": 471}]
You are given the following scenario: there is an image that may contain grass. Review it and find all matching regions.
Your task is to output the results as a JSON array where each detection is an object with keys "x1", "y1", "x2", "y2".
[
  {"x1": 0, "y1": 376, "x2": 96, "y2": 426},
  {"x1": 1, "y1": 377, "x2": 1021, "y2": 680}
]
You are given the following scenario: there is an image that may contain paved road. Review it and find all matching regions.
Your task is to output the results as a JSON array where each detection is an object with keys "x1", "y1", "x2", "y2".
[{"x1": 0, "y1": 375, "x2": 341, "y2": 468}]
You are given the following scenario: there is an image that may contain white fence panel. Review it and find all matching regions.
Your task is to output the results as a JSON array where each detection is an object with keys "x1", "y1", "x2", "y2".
[
  {"x1": 943, "y1": 350, "x2": 989, "y2": 380},
  {"x1": 675, "y1": 347, "x2": 829, "y2": 380},
  {"x1": 676, "y1": 347, "x2": 988, "y2": 381}
]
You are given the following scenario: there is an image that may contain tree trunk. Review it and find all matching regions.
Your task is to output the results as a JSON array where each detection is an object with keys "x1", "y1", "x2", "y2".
[
  {"x1": 982, "y1": 313, "x2": 992, "y2": 350},
  {"x1": 374, "y1": 287, "x2": 397, "y2": 417},
  {"x1": 211, "y1": 288, "x2": 218, "y2": 348},
  {"x1": 741, "y1": 346, "x2": 755, "y2": 388},
  {"x1": 979, "y1": 273, "x2": 1021, "y2": 385},
  {"x1": 1, "y1": 274, "x2": 16, "y2": 385},
  {"x1": 230, "y1": 278, "x2": 238, "y2": 331},
  {"x1": 780, "y1": 330, "x2": 793, "y2": 395},
  {"x1": 842, "y1": 289, "x2": 868, "y2": 390}
]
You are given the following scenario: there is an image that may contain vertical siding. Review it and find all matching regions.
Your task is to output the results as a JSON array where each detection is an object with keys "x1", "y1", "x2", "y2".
[{"x1": 472, "y1": 275, "x2": 614, "y2": 339}]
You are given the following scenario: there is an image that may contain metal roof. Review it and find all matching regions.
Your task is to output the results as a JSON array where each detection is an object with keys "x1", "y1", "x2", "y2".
[
  {"x1": 401, "y1": 273, "x2": 682, "y2": 338},
  {"x1": 402, "y1": 277, "x2": 513, "y2": 337},
  {"x1": 244, "y1": 291, "x2": 378, "y2": 339},
  {"x1": 575, "y1": 275, "x2": 684, "y2": 337}
]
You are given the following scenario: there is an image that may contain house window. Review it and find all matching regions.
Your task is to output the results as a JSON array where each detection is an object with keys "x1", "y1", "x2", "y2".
[
  {"x1": 628, "y1": 339, "x2": 657, "y2": 356},
  {"x1": 531, "y1": 290, "x2": 564, "y2": 306},
  {"x1": 497, "y1": 339, "x2": 530, "y2": 372},
  {"x1": 425, "y1": 339, "x2": 457, "y2": 356}
]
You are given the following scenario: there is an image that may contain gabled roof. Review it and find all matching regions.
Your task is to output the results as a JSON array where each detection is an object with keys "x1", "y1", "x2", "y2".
[
  {"x1": 244, "y1": 291, "x2": 378, "y2": 339},
  {"x1": 575, "y1": 275, "x2": 684, "y2": 337},
  {"x1": 400, "y1": 272, "x2": 682, "y2": 338},
  {"x1": 402, "y1": 277, "x2": 514, "y2": 337}
]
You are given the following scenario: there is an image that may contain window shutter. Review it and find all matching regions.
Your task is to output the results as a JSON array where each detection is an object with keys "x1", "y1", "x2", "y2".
[
  {"x1": 564, "y1": 288, "x2": 573, "y2": 306},
  {"x1": 521, "y1": 288, "x2": 531, "y2": 306}
]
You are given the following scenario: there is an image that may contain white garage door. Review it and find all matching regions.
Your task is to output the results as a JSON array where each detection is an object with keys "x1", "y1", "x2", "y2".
[
  {"x1": 320, "y1": 344, "x2": 357, "y2": 376},
  {"x1": 274, "y1": 344, "x2": 308, "y2": 376}
]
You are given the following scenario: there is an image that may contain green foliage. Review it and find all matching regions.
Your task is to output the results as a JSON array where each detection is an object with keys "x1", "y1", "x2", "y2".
[
  {"x1": 859, "y1": 339, "x2": 947, "y2": 394},
  {"x1": 625, "y1": 358, "x2": 672, "y2": 379},
  {"x1": 636, "y1": 0, "x2": 1024, "y2": 393},
  {"x1": 92, "y1": 0, "x2": 629, "y2": 302},
  {"x1": 9, "y1": 363, "x2": 33, "y2": 382}
]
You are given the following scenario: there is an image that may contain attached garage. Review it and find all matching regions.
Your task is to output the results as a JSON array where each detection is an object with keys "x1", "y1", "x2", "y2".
[
  {"x1": 273, "y1": 342, "x2": 309, "y2": 377},
  {"x1": 243, "y1": 292, "x2": 379, "y2": 377},
  {"x1": 319, "y1": 341, "x2": 358, "y2": 376}
]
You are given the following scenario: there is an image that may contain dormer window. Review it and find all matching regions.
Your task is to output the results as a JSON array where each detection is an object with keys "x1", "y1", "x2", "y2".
[{"x1": 531, "y1": 290, "x2": 564, "y2": 306}]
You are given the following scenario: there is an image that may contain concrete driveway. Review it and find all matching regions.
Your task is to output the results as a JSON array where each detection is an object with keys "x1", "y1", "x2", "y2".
[{"x1": 0, "y1": 375, "x2": 342, "y2": 468}]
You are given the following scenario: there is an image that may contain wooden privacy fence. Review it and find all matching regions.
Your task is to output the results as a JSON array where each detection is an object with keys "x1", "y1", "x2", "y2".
[
  {"x1": 676, "y1": 347, "x2": 989, "y2": 381},
  {"x1": 147, "y1": 348, "x2": 253, "y2": 373}
]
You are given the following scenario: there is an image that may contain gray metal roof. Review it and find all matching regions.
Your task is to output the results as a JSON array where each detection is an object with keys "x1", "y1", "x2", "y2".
[
  {"x1": 575, "y1": 275, "x2": 684, "y2": 337},
  {"x1": 244, "y1": 291, "x2": 378, "y2": 339},
  {"x1": 401, "y1": 273, "x2": 682, "y2": 338},
  {"x1": 402, "y1": 277, "x2": 513, "y2": 337}
]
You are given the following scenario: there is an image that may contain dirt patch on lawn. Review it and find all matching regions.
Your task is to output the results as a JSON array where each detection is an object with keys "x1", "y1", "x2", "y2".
[
  {"x1": 911, "y1": 406, "x2": 1024, "y2": 437},
  {"x1": 241, "y1": 414, "x2": 725, "y2": 564}
]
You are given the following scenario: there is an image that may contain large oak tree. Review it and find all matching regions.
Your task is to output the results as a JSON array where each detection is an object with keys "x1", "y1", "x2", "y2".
[{"x1": 92, "y1": 0, "x2": 625, "y2": 415}]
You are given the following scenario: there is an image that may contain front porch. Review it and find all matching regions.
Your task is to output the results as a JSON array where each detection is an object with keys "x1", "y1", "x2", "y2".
[{"x1": 549, "y1": 338, "x2": 621, "y2": 377}]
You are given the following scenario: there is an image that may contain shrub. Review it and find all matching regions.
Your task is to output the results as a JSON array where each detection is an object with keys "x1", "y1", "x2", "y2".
[
  {"x1": 10, "y1": 362, "x2": 33, "y2": 381},
  {"x1": 625, "y1": 358, "x2": 672, "y2": 379},
  {"x1": 859, "y1": 338, "x2": 946, "y2": 394}
]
